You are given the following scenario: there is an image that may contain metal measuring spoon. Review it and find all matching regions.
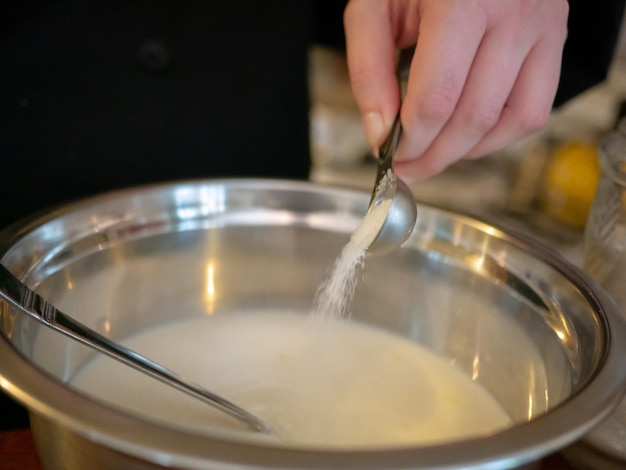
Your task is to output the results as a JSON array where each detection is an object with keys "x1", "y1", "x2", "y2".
[
  {"x1": 365, "y1": 47, "x2": 417, "y2": 254},
  {"x1": 366, "y1": 113, "x2": 417, "y2": 254},
  {"x1": 0, "y1": 264, "x2": 271, "y2": 434}
]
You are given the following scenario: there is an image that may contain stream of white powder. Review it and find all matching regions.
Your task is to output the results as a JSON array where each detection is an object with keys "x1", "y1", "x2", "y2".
[{"x1": 311, "y1": 171, "x2": 395, "y2": 322}]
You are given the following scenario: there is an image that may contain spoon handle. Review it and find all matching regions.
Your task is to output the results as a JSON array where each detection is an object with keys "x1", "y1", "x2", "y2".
[
  {"x1": 0, "y1": 263, "x2": 270, "y2": 433},
  {"x1": 369, "y1": 114, "x2": 402, "y2": 207},
  {"x1": 378, "y1": 114, "x2": 403, "y2": 173},
  {"x1": 369, "y1": 47, "x2": 414, "y2": 207}
]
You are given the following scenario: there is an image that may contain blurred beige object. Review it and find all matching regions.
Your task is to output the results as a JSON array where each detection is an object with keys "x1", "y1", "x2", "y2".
[
  {"x1": 309, "y1": 47, "x2": 370, "y2": 167},
  {"x1": 505, "y1": 141, "x2": 551, "y2": 216},
  {"x1": 310, "y1": 103, "x2": 371, "y2": 167}
]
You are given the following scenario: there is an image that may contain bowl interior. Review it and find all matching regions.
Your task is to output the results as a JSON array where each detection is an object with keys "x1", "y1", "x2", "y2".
[{"x1": 0, "y1": 179, "x2": 619, "y2": 468}]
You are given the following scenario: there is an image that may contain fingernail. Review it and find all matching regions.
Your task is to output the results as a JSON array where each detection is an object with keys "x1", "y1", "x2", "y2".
[{"x1": 363, "y1": 112, "x2": 386, "y2": 149}]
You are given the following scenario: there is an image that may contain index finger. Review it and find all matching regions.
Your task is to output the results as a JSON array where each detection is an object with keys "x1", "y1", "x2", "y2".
[{"x1": 344, "y1": 0, "x2": 403, "y2": 148}]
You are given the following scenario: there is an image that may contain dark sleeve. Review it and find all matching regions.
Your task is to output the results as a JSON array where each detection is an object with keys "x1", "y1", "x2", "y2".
[
  {"x1": 0, "y1": 1, "x2": 313, "y2": 228},
  {"x1": 554, "y1": 0, "x2": 626, "y2": 107},
  {"x1": 312, "y1": 0, "x2": 348, "y2": 49}
]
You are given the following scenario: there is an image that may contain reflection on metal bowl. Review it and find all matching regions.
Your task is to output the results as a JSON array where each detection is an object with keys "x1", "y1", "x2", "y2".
[{"x1": 0, "y1": 179, "x2": 625, "y2": 470}]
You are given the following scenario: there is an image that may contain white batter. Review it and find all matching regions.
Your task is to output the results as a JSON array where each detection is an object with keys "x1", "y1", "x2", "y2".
[{"x1": 70, "y1": 311, "x2": 512, "y2": 448}]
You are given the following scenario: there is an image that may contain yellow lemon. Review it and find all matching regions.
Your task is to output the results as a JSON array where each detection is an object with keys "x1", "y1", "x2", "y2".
[{"x1": 540, "y1": 141, "x2": 600, "y2": 228}]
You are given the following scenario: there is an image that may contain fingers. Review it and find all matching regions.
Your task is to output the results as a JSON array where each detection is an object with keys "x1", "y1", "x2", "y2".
[
  {"x1": 345, "y1": 0, "x2": 569, "y2": 181},
  {"x1": 393, "y1": 0, "x2": 569, "y2": 181},
  {"x1": 344, "y1": 0, "x2": 403, "y2": 148},
  {"x1": 396, "y1": 11, "x2": 531, "y2": 178},
  {"x1": 464, "y1": 25, "x2": 567, "y2": 159},
  {"x1": 395, "y1": 1, "x2": 486, "y2": 166}
]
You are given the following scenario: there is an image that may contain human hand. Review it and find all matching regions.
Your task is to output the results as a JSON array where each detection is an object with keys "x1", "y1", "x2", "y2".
[{"x1": 344, "y1": 0, "x2": 569, "y2": 181}]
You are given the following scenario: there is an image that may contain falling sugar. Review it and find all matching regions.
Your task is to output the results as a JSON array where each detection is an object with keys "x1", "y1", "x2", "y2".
[
  {"x1": 311, "y1": 170, "x2": 395, "y2": 322},
  {"x1": 66, "y1": 173, "x2": 515, "y2": 448}
]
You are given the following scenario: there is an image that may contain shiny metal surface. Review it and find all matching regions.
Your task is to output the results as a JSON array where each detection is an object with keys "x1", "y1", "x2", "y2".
[
  {"x1": 367, "y1": 47, "x2": 417, "y2": 255},
  {"x1": 0, "y1": 264, "x2": 269, "y2": 433},
  {"x1": 367, "y1": 113, "x2": 417, "y2": 254},
  {"x1": 0, "y1": 179, "x2": 625, "y2": 470}
]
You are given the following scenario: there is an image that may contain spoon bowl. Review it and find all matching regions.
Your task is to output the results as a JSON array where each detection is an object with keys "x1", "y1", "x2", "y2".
[
  {"x1": 366, "y1": 114, "x2": 417, "y2": 255},
  {"x1": 367, "y1": 176, "x2": 417, "y2": 254}
]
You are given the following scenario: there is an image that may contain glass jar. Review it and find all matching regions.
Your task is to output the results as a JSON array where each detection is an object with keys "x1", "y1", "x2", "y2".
[{"x1": 577, "y1": 123, "x2": 626, "y2": 467}]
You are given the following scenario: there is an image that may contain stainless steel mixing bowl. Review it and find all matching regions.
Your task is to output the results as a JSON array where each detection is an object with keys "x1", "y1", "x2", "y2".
[{"x1": 1, "y1": 179, "x2": 625, "y2": 470}]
